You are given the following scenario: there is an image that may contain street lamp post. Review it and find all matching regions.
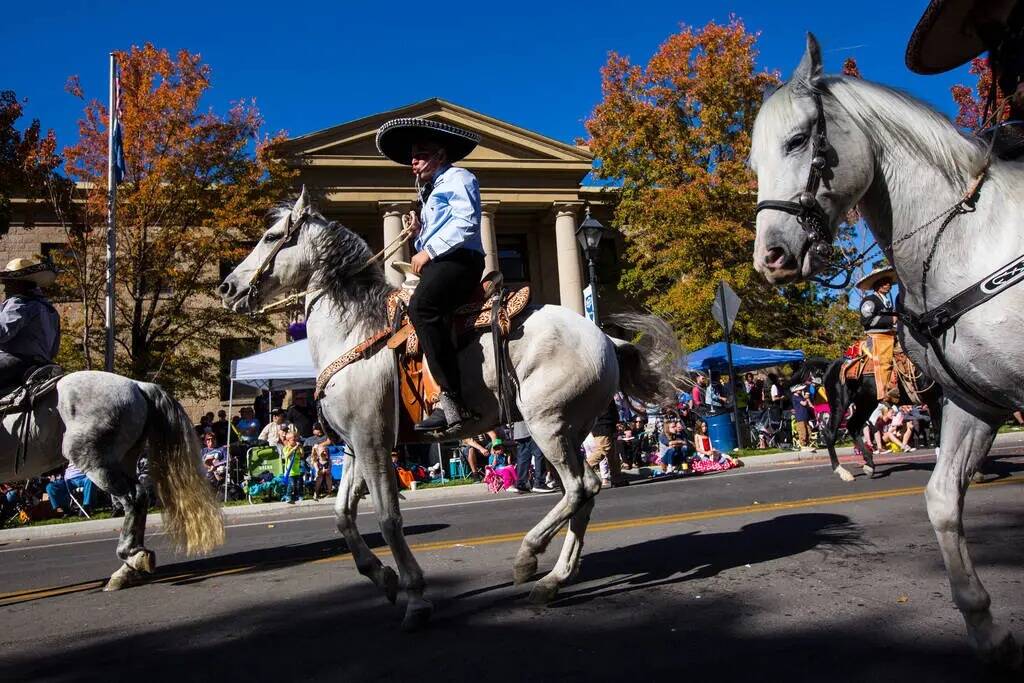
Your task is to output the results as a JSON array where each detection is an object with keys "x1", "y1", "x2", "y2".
[{"x1": 576, "y1": 206, "x2": 610, "y2": 325}]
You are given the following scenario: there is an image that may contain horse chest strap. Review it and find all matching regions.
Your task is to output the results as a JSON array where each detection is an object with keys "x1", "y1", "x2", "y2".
[{"x1": 314, "y1": 329, "x2": 391, "y2": 399}]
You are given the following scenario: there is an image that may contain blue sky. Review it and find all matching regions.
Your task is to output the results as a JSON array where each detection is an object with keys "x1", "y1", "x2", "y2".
[{"x1": 2, "y1": 1, "x2": 980, "y2": 153}]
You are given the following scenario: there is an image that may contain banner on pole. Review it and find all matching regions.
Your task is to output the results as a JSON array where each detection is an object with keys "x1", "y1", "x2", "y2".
[{"x1": 583, "y1": 284, "x2": 596, "y2": 323}]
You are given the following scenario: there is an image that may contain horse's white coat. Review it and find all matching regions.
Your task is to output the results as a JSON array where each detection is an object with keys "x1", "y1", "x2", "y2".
[
  {"x1": 220, "y1": 202, "x2": 672, "y2": 627},
  {"x1": 751, "y1": 34, "x2": 1024, "y2": 667}
]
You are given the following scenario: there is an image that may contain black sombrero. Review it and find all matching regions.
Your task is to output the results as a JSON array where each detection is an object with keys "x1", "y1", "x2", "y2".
[
  {"x1": 906, "y1": 0, "x2": 1019, "y2": 75},
  {"x1": 375, "y1": 117, "x2": 481, "y2": 166}
]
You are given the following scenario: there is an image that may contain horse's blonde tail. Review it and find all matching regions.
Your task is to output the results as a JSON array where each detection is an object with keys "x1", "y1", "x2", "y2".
[
  {"x1": 608, "y1": 313, "x2": 688, "y2": 404},
  {"x1": 138, "y1": 382, "x2": 225, "y2": 555}
]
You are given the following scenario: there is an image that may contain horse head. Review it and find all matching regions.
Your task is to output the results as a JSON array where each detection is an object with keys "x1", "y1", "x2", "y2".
[
  {"x1": 218, "y1": 187, "x2": 320, "y2": 313},
  {"x1": 750, "y1": 33, "x2": 875, "y2": 284}
]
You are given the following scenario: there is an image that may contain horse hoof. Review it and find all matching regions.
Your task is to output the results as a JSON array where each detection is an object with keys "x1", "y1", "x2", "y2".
[
  {"x1": 971, "y1": 471, "x2": 986, "y2": 485},
  {"x1": 835, "y1": 466, "x2": 855, "y2": 482},
  {"x1": 400, "y1": 600, "x2": 433, "y2": 632},
  {"x1": 126, "y1": 549, "x2": 156, "y2": 574},
  {"x1": 979, "y1": 630, "x2": 1023, "y2": 670},
  {"x1": 104, "y1": 563, "x2": 146, "y2": 591},
  {"x1": 862, "y1": 464, "x2": 875, "y2": 478},
  {"x1": 379, "y1": 566, "x2": 399, "y2": 605},
  {"x1": 513, "y1": 555, "x2": 538, "y2": 585},
  {"x1": 528, "y1": 581, "x2": 559, "y2": 605}
]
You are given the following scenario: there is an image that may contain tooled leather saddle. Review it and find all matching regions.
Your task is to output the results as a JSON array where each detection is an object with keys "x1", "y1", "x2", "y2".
[
  {"x1": 314, "y1": 275, "x2": 531, "y2": 442},
  {"x1": 841, "y1": 340, "x2": 923, "y2": 403}
]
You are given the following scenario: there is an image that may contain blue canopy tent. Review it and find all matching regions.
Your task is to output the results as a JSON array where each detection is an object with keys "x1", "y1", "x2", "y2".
[{"x1": 686, "y1": 342, "x2": 805, "y2": 374}]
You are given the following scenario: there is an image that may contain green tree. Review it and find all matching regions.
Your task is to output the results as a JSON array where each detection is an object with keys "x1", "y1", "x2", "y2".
[
  {"x1": 60, "y1": 44, "x2": 296, "y2": 397},
  {"x1": 585, "y1": 17, "x2": 858, "y2": 357},
  {"x1": 0, "y1": 90, "x2": 62, "y2": 236}
]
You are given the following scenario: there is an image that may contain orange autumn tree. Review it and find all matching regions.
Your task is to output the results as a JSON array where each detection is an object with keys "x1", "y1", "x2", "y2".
[
  {"x1": 585, "y1": 18, "x2": 860, "y2": 356},
  {"x1": 950, "y1": 56, "x2": 1005, "y2": 132},
  {"x1": 62, "y1": 44, "x2": 295, "y2": 397}
]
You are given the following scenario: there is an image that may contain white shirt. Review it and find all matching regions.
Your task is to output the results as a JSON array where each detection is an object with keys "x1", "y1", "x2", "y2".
[{"x1": 258, "y1": 421, "x2": 293, "y2": 447}]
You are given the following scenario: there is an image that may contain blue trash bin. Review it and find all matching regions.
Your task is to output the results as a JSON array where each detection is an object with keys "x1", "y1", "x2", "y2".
[
  {"x1": 705, "y1": 411, "x2": 738, "y2": 453},
  {"x1": 328, "y1": 445, "x2": 346, "y2": 481}
]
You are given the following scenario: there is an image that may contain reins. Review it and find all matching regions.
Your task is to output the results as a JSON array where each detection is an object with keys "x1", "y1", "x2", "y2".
[{"x1": 252, "y1": 220, "x2": 416, "y2": 316}]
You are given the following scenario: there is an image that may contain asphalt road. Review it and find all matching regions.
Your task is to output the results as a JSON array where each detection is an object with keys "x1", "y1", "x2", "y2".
[{"x1": 2, "y1": 443, "x2": 1024, "y2": 682}]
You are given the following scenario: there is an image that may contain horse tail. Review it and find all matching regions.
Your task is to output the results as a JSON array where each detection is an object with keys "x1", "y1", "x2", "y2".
[
  {"x1": 607, "y1": 313, "x2": 687, "y2": 405},
  {"x1": 821, "y1": 359, "x2": 847, "y2": 445},
  {"x1": 137, "y1": 382, "x2": 225, "y2": 556}
]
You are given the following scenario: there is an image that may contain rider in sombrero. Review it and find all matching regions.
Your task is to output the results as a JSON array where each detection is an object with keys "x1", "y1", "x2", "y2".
[
  {"x1": 906, "y1": 0, "x2": 1024, "y2": 157},
  {"x1": 856, "y1": 266, "x2": 899, "y2": 402},
  {"x1": 0, "y1": 257, "x2": 61, "y2": 389},
  {"x1": 376, "y1": 117, "x2": 486, "y2": 434}
]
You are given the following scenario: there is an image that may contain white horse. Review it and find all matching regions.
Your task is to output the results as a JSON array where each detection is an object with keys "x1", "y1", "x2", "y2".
[
  {"x1": 0, "y1": 372, "x2": 224, "y2": 588},
  {"x1": 751, "y1": 34, "x2": 1024, "y2": 667},
  {"x1": 218, "y1": 191, "x2": 678, "y2": 629}
]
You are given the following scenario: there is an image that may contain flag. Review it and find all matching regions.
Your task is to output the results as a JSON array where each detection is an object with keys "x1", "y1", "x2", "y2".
[{"x1": 111, "y1": 60, "x2": 126, "y2": 184}]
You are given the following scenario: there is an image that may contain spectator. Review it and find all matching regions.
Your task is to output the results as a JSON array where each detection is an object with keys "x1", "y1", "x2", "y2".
[
  {"x1": 280, "y1": 430, "x2": 304, "y2": 504},
  {"x1": 259, "y1": 409, "x2": 294, "y2": 449},
  {"x1": 509, "y1": 421, "x2": 556, "y2": 494},
  {"x1": 767, "y1": 374, "x2": 784, "y2": 411},
  {"x1": 211, "y1": 410, "x2": 230, "y2": 446},
  {"x1": 691, "y1": 375, "x2": 706, "y2": 410},
  {"x1": 884, "y1": 406, "x2": 917, "y2": 452},
  {"x1": 705, "y1": 372, "x2": 729, "y2": 412},
  {"x1": 791, "y1": 383, "x2": 815, "y2": 452},
  {"x1": 619, "y1": 426, "x2": 642, "y2": 469},
  {"x1": 45, "y1": 462, "x2": 95, "y2": 516},
  {"x1": 303, "y1": 422, "x2": 329, "y2": 451},
  {"x1": 200, "y1": 432, "x2": 226, "y2": 463},
  {"x1": 694, "y1": 420, "x2": 742, "y2": 467},
  {"x1": 658, "y1": 420, "x2": 690, "y2": 475},
  {"x1": 489, "y1": 438, "x2": 508, "y2": 468},
  {"x1": 733, "y1": 377, "x2": 748, "y2": 411},
  {"x1": 194, "y1": 412, "x2": 213, "y2": 439},
  {"x1": 237, "y1": 406, "x2": 261, "y2": 443},
  {"x1": 286, "y1": 391, "x2": 316, "y2": 439},
  {"x1": 310, "y1": 438, "x2": 334, "y2": 500},
  {"x1": 461, "y1": 435, "x2": 490, "y2": 481},
  {"x1": 586, "y1": 402, "x2": 628, "y2": 488}
]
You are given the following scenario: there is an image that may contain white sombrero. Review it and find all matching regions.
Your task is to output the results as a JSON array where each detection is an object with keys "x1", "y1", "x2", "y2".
[
  {"x1": 376, "y1": 117, "x2": 481, "y2": 166},
  {"x1": 855, "y1": 266, "x2": 897, "y2": 291},
  {"x1": 0, "y1": 257, "x2": 57, "y2": 287}
]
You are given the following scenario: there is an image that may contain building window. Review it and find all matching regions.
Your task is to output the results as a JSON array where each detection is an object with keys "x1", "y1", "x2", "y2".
[
  {"x1": 497, "y1": 235, "x2": 530, "y2": 282},
  {"x1": 219, "y1": 337, "x2": 260, "y2": 401}
]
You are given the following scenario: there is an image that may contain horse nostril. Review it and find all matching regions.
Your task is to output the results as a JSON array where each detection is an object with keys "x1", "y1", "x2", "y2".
[
  {"x1": 764, "y1": 246, "x2": 787, "y2": 268},
  {"x1": 219, "y1": 281, "x2": 235, "y2": 297}
]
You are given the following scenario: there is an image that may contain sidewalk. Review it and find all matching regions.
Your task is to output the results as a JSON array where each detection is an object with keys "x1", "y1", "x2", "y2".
[{"x1": 4, "y1": 432, "x2": 1020, "y2": 545}]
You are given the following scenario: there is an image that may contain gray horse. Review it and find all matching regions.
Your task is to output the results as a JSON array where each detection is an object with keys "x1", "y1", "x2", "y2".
[
  {"x1": 0, "y1": 373, "x2": 224, "y2": 589},
  {"x1": 219, "y1": 190, "x2": 678, "y2": 630},
  {"x1": 751, "y1": 34, "x2": 1024, "y2": 667}
]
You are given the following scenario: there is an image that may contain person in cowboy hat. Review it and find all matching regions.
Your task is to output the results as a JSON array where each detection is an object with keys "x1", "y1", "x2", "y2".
[
  {"x1": 856, "y1": 266, "x2": 899, "y2": 402},
  {"x1": 376, "y1": 117, "x2": 485, "y2": 433},
  {"x1": 907, "y1": 0, "x2": 1024, "y2": 155},
  {"x1": 0, "y1": 257, "x2": 61, "y2": 388}
]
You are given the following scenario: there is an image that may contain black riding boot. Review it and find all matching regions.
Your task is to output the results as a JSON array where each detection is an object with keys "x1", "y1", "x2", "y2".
[{"x1": 414, "y1": 392, "x2": 476, "y2": 434}]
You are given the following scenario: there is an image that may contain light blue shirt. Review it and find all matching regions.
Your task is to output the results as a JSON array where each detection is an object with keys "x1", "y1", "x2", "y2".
[{"x1": 416, "y1": 164, "x2": 483, "y2": 259}]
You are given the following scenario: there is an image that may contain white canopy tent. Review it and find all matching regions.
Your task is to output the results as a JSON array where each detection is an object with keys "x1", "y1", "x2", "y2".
[{"x1": 223, "y1": 339, "x2": 317, "y2": 502}]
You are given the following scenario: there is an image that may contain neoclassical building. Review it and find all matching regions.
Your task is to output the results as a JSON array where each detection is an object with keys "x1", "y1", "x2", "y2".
[{"x1": 275, "y1": 98, "x2": 613, "y2": 314}]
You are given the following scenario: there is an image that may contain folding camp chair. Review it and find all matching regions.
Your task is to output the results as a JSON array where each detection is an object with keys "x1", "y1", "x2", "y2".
[{"x1": 246, "y1": 446, "x2": 285, "y2": 503}]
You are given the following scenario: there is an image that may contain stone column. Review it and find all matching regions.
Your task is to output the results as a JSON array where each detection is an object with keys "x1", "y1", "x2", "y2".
[
  {"x1": 481, "y1": 201, "x2": 500, "y2": 274},
  {"x1": 379, "y1": 201, "x2": 414, "y2": 288},
  {"x1": 553, "y1": 203, "x2": 584, "y2": 314}
]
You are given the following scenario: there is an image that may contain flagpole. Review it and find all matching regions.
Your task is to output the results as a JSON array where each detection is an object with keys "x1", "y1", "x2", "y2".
[{"x1": 105, "y1": 52, "x2": 117, "y2": 373}]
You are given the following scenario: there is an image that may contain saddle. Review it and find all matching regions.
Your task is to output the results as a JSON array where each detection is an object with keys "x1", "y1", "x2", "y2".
[
  {"x1": 314, "y1": 274, "x2": 532, "y2": 442},
  {"x1": 0, "y1": 364, "x2": 63, "y2": 414},
  {"x1": 841, "y1": 341, "x2": 922, "y2": 403}
]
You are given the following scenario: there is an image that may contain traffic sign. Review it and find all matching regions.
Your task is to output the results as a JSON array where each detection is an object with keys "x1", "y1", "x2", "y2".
[{"x1": 711, "y1": 280, "x2": 741, "y2": 334}]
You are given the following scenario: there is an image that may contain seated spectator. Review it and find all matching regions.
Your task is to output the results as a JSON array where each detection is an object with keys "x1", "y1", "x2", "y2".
[
  {"x1": 489, "y1": 438, "x2": 508, "y2": 467},
  {"x1": 883, "y1": 405, "x2": 917, "y2": 452},
  {"x1": 46, "y1": 462, "x2": 95, "y2": 516},
  {"x1": 237, "y1": 406, "x2": 261, "y2": 443},
  {"x1": 694, "y1": 420, "x2": 742, "y2": 468},
  {"x1": 303, "y1": 423, "x2": 329, "y2": 453},
  {"x1": 869, "y1": 403, "x2": 895, "y2": 453},
  {"x1": 461, "y1": 435, "x2": 490, "y2": 481},
  {"x1": 619, "y1": 428, "x2": 642, "y2": 469},
  {"x1": 311, "y1": 442, "x2": 334, "y2": 500},
  {"x1": 259, "y1": 409, "x2": 294, "y2": 449},
  {"x1": 658, "y1": 420, "x2": 691, "y2": 474},
  {"x1": 211, "y1": 410, "x2": 230, "y2": 446},
  {"x1": 280, "y1": 430, "x2": 304, "y2": 504},
  {"x1": 200, "y1": 431, "x2": 226, "y2": 462},
  {"x1": 286, "y1": 391, "x2": 316, "y2": 439}
]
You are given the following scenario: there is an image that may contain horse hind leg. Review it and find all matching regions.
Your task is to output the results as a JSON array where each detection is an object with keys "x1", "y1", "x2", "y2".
[
  {"x1": 925, "y1": 402, "x2": 1020, "y2": 668},
  {"x1": 530, "y1": 495, "x2": 596, "y2": 605},
  {"x1": 82, "y1": 459, "x2": 154, "y2": 591},
  {"x1": 334, "y1": 451, "x2": 398, "y2": 604}
]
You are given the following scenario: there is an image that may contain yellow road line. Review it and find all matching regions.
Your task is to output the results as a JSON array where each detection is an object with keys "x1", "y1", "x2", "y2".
[{"x1": 3, "y1": 476, "x2": 1021, "y2": 607}]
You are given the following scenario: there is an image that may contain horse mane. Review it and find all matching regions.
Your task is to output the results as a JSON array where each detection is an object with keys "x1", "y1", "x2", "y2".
[
  {"x1": 269, "y1": 206, "x2": 392, "y2": 327},
  {"x1": 757, "y1": 75, "x2": 986, "y2": 191},
  {"x1": 821, "y1": 75, "x2": 986, "y2": 190}
]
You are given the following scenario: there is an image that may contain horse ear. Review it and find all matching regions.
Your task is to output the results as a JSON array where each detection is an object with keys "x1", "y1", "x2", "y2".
[
  {"x1": 291, "y1": 185, "x2": 310, "y2": 222},
  {"x1": 791, "y1": 32, "x2": 824, "y2": 91}
]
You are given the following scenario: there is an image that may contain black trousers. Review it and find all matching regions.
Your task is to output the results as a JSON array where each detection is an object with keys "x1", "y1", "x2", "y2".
[
  {"x1": 408, "y1": 248, "x2": 485, "y2": 397},
  {"x1": 0, "y1": 351, "x2": 31, "y2": 388}
]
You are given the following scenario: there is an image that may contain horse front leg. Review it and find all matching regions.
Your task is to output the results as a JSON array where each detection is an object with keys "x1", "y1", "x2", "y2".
[
  {"x1": 355, "y1": 445, "x2": 431, "y2": 631},
  {"x1": 334, "y1": 450, "x2": 398, "y2": 604},
  {"x1": 925, "y1": 401, "x2": 1019, "y2": 668}
]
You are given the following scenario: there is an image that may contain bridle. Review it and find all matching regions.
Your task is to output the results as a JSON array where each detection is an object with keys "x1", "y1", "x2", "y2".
[
  {"x1": 755, "y1": 90, "x2": 836, "y2": 262},
  {"x1": 246, "y1": 207, "x2": 310, "y2": 307}
]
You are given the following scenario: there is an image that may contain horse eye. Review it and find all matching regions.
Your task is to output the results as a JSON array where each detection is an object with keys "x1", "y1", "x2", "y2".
[
  {"x1": 264, "y1": 232, "x2": 282, "y2": 243},
  {"x1": 785, "y1": 133, "x2": 809, "y2": 154}
]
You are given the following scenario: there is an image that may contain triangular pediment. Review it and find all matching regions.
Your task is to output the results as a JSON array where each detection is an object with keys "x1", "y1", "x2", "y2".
[{"x1": 277, "y1": 98, "x2": 592, "y2": 164}]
